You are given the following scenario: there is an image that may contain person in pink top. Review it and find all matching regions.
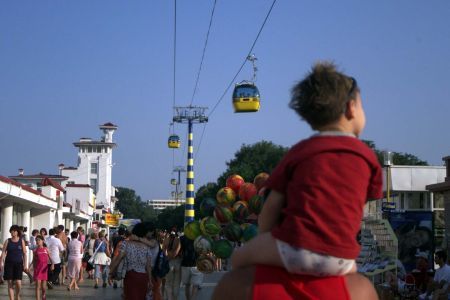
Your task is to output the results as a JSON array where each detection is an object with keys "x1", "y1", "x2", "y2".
[
  {"x1": 32, "y1": 235, "x2": 54, "y2": 300},
  {"x1": 67, "y1": 231, "x2": 83, "y2": 291}
]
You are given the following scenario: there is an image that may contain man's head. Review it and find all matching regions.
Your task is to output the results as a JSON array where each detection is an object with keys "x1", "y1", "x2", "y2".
[
  {"x1": 118, "y1": 227, "x2": 126, "y2": 236},
  {"x1": 49, "y1": 228, "x2": 55, "y2": 236},
  {"x1": 57, "y1": 225, "x2": 65, "y2": 233},
  {"x1": 435, "y1": 250, "x2": 447, "y2": 265},
  {"x1": 289, "y1": 61, "x2": 365, "y2": 136}
]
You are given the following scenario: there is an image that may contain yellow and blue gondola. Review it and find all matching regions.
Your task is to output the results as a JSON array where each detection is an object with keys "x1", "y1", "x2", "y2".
[
  {"x1": 168, "y1": 134, "x2": 181, "y2": 148},
  {"x1": 232, "y1": 82, "x2": 260, "y2": 113}
]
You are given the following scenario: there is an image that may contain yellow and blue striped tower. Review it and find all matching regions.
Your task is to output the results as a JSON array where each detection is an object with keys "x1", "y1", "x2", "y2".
[
  {"x1": 172, "y1": 106, "x2": 208, "y2": 225},
  {"x1": 185, "y1": 121, "x2": 195, "y2": 223}
]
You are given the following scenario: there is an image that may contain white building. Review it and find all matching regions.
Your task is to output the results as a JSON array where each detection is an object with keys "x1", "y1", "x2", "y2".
[
  {"x1": 0, "y1": 175, "x2": 59, "y2": 244},
  {"x1": 147, "y1": 199, "x2": 186, "y2": 210},
  {"x1": 7, "y1": 171, "x2": 93, "y2": 233},
  {"x1": 366, "y1": 165, "x2": 446, "y2": 216},
  {"x1": 61, "y1": 123, "x2": 119, "y2": 230}
]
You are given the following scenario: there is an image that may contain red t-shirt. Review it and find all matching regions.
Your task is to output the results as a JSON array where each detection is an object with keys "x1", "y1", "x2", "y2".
[{"x1": 267, "y1": 135, "x2": 382, "y2": 259}]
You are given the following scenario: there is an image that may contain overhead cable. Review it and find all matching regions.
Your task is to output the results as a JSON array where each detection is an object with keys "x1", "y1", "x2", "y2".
[
  {"x1": 208, "y1": 0, "x2": 277, "y2": 117},
  {"x1": 189, "y1": 0, "x2": 218, "y2": 107}
]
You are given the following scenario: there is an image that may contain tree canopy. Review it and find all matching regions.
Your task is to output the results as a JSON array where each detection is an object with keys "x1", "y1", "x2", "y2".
[
  {"x1": 194, "y1": 141, "x2": 288, "y2": 219},
  {"x1": 362, "y1": 140, "x2": 428, "y2": 166},
  {"x1": 216, "y1": 140, "x2": 288, "y2": 187},
  {"x1": 115, "y1": 187, "x2": 157, "y2": 222}
]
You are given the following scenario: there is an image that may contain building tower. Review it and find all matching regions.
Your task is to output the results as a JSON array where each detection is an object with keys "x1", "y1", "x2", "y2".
[{"x1": 62, "y1": 122, "x2": 118, "y2": 212}]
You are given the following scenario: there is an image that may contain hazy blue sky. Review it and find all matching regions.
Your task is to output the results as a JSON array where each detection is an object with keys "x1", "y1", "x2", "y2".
[{"x1": 1, "y1": 1, "x2": 449, "y2": 201}]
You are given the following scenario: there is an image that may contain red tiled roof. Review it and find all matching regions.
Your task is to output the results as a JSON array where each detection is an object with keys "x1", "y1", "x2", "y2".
[
  {"x1": 41, "y1": 178, "x2": 65, "y2": 192},
  {"x1": 66, "y1": 184, "x2": 91, "y2": 188},
  {"x1": 0, "y1": 176, "x2": 54, "y2": 201}
]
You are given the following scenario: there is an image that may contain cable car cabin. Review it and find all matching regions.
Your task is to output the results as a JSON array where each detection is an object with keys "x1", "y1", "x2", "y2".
[
  {"x1": 232, "y1": 83, "x2": 260, "y2": 113},
  {"x1": 168, "y1": 135, "x2": 180, "y2": 148}
]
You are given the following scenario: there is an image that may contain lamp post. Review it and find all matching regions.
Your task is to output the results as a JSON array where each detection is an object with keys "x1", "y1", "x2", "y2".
[{"x1": 383, "y1": 151, "x2": 394, "y2": 212}]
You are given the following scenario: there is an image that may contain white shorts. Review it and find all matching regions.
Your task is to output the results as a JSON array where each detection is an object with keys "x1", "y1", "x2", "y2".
[
  {"x1": 276, "y1": 239, "x2": 355, "y2": 276},
  {"x1": 181, "y1": 266, "x2": 203, "y2": 286}
]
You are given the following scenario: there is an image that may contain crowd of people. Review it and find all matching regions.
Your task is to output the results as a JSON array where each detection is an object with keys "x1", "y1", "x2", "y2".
[{"x1": 0, "y1": 223, "x2": 206, "y2": 300}]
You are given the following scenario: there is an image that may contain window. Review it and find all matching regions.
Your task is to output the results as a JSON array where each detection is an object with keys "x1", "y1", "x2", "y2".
[
  {"x1": 90, "y1": 179, "x2": 97, "y2": 193},
  {"x1": 400, "y1": 193, "x2": 405, "y2": 209},
  {"x1": 90, "y1": 163, "x2": 98, "y2": 174},
  {"x1": 434, "y1": 192, "x2": 445, "y2": 209},
  {"x1": 419, "y1": 193, "x2": 425, "y2": 209}
]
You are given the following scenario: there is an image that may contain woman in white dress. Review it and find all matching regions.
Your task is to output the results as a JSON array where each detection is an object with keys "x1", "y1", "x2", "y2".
[{"x1": 67, "y1": 231, "x2": 83, "y2": 291}]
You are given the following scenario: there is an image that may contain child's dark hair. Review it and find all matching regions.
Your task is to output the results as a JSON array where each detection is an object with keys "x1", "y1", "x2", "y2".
[{"x1": 289, "y1": 61, "x2": 359, "y2": 130}]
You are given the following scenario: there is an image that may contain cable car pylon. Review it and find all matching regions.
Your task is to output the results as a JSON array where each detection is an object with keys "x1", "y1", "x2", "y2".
[{"x1": 173, "y1": 106, "x2": 208, "y2": 223}]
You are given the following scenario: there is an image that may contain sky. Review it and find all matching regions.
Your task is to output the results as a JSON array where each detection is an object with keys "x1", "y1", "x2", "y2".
[{"x1": 1, "y1": 1, "x2": 450, "y2": 202}]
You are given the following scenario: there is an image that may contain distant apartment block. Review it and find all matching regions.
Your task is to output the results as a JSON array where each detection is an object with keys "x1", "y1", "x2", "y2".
[{"x1": 147, "y1": 199, "x2": 185, "y2": 210}]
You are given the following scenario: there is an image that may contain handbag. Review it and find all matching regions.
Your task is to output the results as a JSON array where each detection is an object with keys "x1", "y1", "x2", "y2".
[{"x1": 88, "y1": 241, "x2": 104, "y2": 265}]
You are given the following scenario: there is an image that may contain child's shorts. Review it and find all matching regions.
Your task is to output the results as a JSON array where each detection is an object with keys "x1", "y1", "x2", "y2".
[{"x1": 276, "y1": 239, "x2": 355, "y2": 276}]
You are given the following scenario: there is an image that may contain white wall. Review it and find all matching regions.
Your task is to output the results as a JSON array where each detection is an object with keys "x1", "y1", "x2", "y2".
[{"x1": 384, "y1": 166, "x2": 446, "y2": 191}]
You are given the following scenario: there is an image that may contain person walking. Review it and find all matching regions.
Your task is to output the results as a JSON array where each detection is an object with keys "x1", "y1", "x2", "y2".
[
  {"x1": 0, "y1": 225, "x2": 29, "y2": 300},
  {"x1": 67, "y1": 231, "x2": 83, "y2": 291},
  {"x1": 92, "y1": 231, "x2": 111, "y2": 289},
  {"x1": 46, "y1": 228, "x2": 64, "y2": 289},
  {"x1": 83, "y1": 232, "x2": 97, "y2": 279},
  {"x1": 76, "y1": 227, "x2": 85, "y2": 283},
  {"x1": 163, "y1": 231, "x2": 182, "y2": 300},
  {"x1": 56, "y1": 225, "x2": 68, "y2": 285},
  {"x1": 32, "y1": 235, "x2": 54, "y2": 300},
  {"x1": 39, "y1": 228, "x2": 48, "y2": 243},
  {"x1": 109, "y1": 222, "x2": 154, "y2": 300},
  {"x1": 180, "y1": 234, "x2": 203, "y2": 300}
]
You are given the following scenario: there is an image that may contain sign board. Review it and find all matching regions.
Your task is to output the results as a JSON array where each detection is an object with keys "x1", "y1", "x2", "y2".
[
  {"x1": 118, "y1": 219, "x2": 141, "y2": 228},
  {"x1": 105, "y1": 213, "x2": 119, "y2": 226},
  {"x1": 382, "y1": 202, "x2": 396, "y2": 212}
]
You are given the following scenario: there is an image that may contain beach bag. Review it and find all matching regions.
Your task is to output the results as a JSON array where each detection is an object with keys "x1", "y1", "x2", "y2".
[{"x1": 152, "y1": 246, "x2": 170, "y2": 279}]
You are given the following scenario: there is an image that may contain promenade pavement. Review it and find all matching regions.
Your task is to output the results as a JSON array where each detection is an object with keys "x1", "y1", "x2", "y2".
[{"x1": 0, "y1": 271, "x2": 225, "y2": 300}]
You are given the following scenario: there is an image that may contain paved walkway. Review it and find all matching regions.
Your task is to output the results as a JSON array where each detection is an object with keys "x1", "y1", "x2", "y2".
[
  {"x1": 0, "y1": 278, "x2": 122, "y2": 300},
  {"x1": 0, "y1": 271, "x2": 225, "y2": 299}
]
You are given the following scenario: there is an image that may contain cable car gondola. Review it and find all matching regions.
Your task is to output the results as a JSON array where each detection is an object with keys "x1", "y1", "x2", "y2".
[
  {"x1": 168, "y1": 134, "x2": 181, "y2": 149},
  {"x1": 232, "y1": 54, "x2": 260, "y2": 113},
  {"x1": 232, "y1": 81, "x2": 260, "y2": 113}
]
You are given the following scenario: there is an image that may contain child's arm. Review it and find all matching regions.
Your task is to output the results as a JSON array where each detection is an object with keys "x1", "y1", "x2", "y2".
[{"x1": 258, "y1": 190, "x2": 285, "y2": 233}]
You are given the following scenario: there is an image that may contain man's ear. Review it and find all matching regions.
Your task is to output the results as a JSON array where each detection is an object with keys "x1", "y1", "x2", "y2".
[{"x1": 344, "y1": 100, "x2": 356, "y2": 120}]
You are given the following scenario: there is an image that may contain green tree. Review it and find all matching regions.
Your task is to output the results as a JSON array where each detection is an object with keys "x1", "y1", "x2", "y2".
[
  {"x1": 156, "y1": 205, "x2": 185, "y2": 231},
  {"x1": 217, "y1": 140, "x2": 288, "y2": 187},
  {"x1": 362, "y1": 140, "x2": 428, "y2": 166},
  {"x1": 115, "y1": 187, "x2": 157, "y2": 222},
  {"x1": 193, "y1": 141, "x2": 288, "y2": 220}
]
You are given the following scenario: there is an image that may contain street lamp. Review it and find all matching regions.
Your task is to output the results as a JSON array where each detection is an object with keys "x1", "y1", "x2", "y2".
[{"x1": 383, "y1": 151, "x2": 394, "y2": 211}]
